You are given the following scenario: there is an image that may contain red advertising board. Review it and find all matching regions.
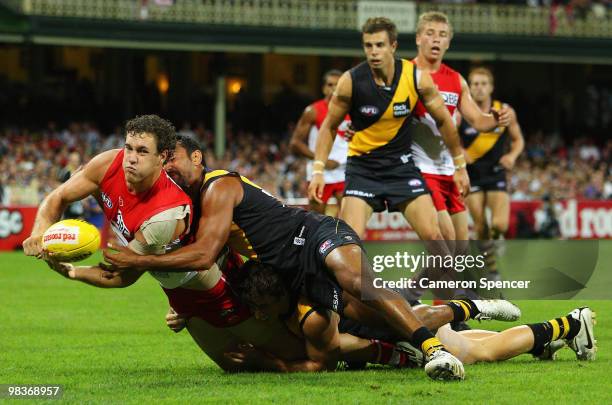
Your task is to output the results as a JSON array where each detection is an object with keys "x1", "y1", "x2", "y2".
[
  {"x1": 1, "y1": 199, "x2": 610, "y2": 250},
  {"x1": 0, "y1": 207, "x2": 38, "y2": 250}
]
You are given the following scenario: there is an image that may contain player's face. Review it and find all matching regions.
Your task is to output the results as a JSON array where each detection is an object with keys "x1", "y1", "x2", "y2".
[
  {"x1": 322, "y1": 75, "x2": 340, "y2": 99},
  {"x1": 362, "y1": 31, "x2": 397, "y2": 71},
  {"x1": 250, "y1": 293, "x2": 290, "y2": 321},
  {"x1": 123, "y1": 132, "x2": 164, "y2": 183},
  {"x1": 416, "y1": 22, "x2": 451, "y2": 62},
  {"x1": 469, "y1": 73, "x2": 494, "y2": 102},
  {"x1": 164, "y1": 145, "x2": 193, "y2": 188}
]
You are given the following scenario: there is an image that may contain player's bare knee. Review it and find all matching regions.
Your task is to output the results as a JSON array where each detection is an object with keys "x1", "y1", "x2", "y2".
[{"x1": 491, "y1": 219, "x2": 508, "y2": 235}]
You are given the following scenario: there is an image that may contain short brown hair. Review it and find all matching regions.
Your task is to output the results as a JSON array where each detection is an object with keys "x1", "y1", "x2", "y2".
[
  {"x1": 362, "y1": 17, "x2": 398, "y2": 44},
  {"x1": 416, "y1": 11, "x2": 453, "y2": 38},
  {"x1": 125, "y1": 114, "x2": 176, "y2": 155},
  {"x1": 468, "y1": 67, "x2": 494, "y2": 86}
]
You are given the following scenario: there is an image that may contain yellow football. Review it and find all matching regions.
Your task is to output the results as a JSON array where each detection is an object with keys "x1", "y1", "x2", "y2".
[{"x1": 42, "y1": 219, "x2": 101, "y2": 262}]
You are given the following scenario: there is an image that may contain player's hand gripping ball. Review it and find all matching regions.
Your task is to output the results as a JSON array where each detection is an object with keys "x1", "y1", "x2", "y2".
[{"x1": 42, "y1": 219, "x2": 101, "y2": 262}]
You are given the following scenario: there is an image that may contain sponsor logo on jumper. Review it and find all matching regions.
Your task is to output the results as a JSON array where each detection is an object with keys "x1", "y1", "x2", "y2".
[
  {"x1": 113, "y1": 209, "x2": 130, "y2": 238},
  {"x1": 440, "y1": 91, "x2": 459, "y2": 107},
  {"x1": 393, "y1": 101, "x2": 409, "y2": 118}
]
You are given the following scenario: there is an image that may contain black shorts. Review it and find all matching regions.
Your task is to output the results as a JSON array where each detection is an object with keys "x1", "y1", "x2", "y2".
[
  {"x1": 276, "y1": 212, "x2": 362, "y2": 314},
  {"x1": 344, "y1": 157, "x2": 429, "y2": 212},
  {"x1": 468, "y1": 165, "x2": 508, "y2": 193}
]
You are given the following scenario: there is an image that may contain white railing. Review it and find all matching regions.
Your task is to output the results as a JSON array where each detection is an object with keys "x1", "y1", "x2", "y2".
[{"x1": 4, "y1": 0, "x2": 611, "y2": 38}]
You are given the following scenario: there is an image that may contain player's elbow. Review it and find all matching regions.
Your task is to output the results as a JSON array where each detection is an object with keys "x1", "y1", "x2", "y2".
[
  {"x1": 288, "y1": 138, "x2": 301, "y2": 155},
  {"x1": 193, "y1": 254, "x2": 215, "y2": 270}
]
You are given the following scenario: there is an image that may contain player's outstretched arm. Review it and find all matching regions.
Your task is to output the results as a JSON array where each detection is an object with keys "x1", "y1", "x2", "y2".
[
  {"x1": 499, "y1": 106, "x2": 524, "y2": 170},
  {"x1": 419, "y1": 70, "x2": 470, "y2": 197},
  {"x1": 223, "y1": 345, "x2": 326, "y2": 373},
  {"x1": 289, "y1": 105, "x2": 317, "y2": 159},
  {"x1": 308, "y1": 72, "x2": 352, "y2": 203},
  {"x1": 24, "y1": 150, "x2": 117, "y2": 257},
  {"x1": 104, "y1": 177, "x2": 241, "y2": 271},
  {"x1": 458, "y1": 76, "x2": 510, "y2": 131},
  {"x1": 43, "y1": 253, "x2": 144, "y2": 288}
]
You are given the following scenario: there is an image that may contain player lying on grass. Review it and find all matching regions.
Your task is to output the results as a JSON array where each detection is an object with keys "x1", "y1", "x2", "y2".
[
  {"x1": 104, "y1": 135, "x2": 525, "y2": 380},
  {"x1": 214, "y1": 261, "x2": 595, "y2": 370}
]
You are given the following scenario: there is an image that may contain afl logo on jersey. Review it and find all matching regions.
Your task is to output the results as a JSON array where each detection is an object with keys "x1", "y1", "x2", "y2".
[
  {"x1": 359, "y1": 105, "x2": 379, "y2": 117},
  {"x1": 101, "y1": 192, "x2": 113, "y2": 209}
]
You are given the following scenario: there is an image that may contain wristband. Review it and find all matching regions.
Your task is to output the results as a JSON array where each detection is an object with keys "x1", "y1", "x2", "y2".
[
  {"x1": 312, "y1": 170, "x2": 324, "y2": 176},
  {"x1": 455, "y1": 162, "x2": 467, "y2": 170},
  {"x1": 313, "y1": 160, "x2": 325, "y2": 169}
]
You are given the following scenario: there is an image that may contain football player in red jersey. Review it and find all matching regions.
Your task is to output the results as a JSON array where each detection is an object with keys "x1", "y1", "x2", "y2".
[
  {"x1": 24, "y1": 115, "x2": 306, "y2": 372},
  {"x1": 411, "y1": 11, "x2": 512, "y2": 247},
  {"x1": 289, "y1": 70, "x2": 350, "y2": 215}
]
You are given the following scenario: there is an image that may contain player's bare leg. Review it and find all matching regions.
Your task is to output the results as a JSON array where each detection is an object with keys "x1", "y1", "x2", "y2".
[
  {"x1": 339, "y1": 196, "x2": 373, "y2": 239},
  {"x1": 486, "y1": 191, "x2": 510, "y2": 240},
  {"x1": 324, "y1": 244, "x2": 465, "y2": 380},
  {"x1": 450, "y1": 210, "x2": 470, "y2": 244},
  {"x1": 308, "y1": 198, "x2": 326, "y2": 215},
  {"x1": 466, "y1": 192, "x2": 488, "y2": 240},
  {"x1": 342, "y1": 291, "x2": 454, "y2": 330},
  {"x1": 401, "y1": 194, "x2": 446, "y2": 245},
  {"x1": 436, "y1": 308, "x2": 592, "y2": 364},
  {"x1": 437, "y1": 209, "x2": 456, "y2": 246}
]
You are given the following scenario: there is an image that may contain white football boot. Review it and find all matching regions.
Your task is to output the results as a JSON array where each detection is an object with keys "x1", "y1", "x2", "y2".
[
  {"x1": 424, "y1": 350, "x2": 465, "y2": 381},
  {"x1": 472, "y1": 300, "x2": 521, "y2": 322},
  {"x1": 566, "y1": 307, "x2": 597, "y2": 361}
]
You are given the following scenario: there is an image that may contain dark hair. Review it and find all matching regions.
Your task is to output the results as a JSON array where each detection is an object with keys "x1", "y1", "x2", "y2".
[
  {"x1": 176, "y1": 134, "x2": 207, "y2": 167},
  {"x1": 237, "y1": 260, "x2": 287, "y2": 308},
  {"x1": 323, "y1": 69, "x2": 343, "y2": 84},
  {"x1": 125, "y1": 114, "x2": 176, "y2": 155},
  {"x1": 362, "y1": 17, "x2": 397, "y2": 44}
]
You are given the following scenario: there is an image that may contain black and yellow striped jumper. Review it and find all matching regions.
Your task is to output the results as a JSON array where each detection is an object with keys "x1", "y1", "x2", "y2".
[{"x1": 345, "y1": 58, "x2": 429, "y2": 212}]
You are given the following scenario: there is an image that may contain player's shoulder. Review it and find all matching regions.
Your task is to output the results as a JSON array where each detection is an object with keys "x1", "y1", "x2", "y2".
[
  {"x1": 85, "y1": 149, "x2": 121, "y2": 182},
  {"x1": 311, "y1": 98, "x2": 328, "y2": 111},
  {"x1": 439, "y1": 63, "x2": 460, "y2": 76}
]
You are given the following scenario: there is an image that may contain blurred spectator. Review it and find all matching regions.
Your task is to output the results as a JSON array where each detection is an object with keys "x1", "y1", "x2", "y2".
[{"x1": 0, "y1": 123, "x2": 609, "y2": 208}]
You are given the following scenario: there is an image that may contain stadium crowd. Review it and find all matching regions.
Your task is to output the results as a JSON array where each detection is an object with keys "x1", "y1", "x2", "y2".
[{"x1": 0, "y1": 122, "x2": 610, "y2": 208}]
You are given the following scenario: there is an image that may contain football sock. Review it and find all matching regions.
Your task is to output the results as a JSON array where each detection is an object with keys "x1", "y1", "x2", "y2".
[
  {"x1": 370, "y1": 339, "x2": 408, "y2": 367},
  {"x1": 527, "y1": 315, "x2": 581, "y2": 355},
  {"x1": 411, "y1": 327, "x2": 444, "y2": 358},
  {"x1": 447, "y1": 299, "x2": 479, "y2": 322}
]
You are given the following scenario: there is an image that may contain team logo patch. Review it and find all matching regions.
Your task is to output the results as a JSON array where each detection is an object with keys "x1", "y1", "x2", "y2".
[
  {"x1": 101, "y1": 192, "x2": 113, "y2": 209},
  {"x1": 344, "y1": 235, "x2": 353, "y2": 241},
  {"x1": 359, "y1": 105, "x2": 379, "y2": 117},
  {"x1": 319, "y1": 239, "x2": 334, "y2": 255},
  {"x1": 409, "y1": 179, "x2": 422, "y2": 187},
  {"x1": 393, "y1": 101, "x2": 410, "y2": 118},
  {"x1": 293, "y1": 237, "x2": 305, "y2": 246}
]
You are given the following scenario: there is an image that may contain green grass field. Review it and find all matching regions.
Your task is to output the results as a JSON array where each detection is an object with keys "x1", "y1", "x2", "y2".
[{"x1": 1, "y1": 249, "x2": 610, "y2": 404}]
